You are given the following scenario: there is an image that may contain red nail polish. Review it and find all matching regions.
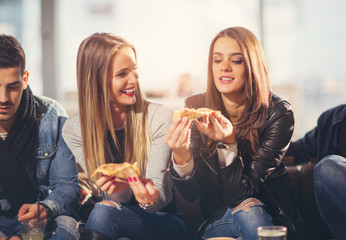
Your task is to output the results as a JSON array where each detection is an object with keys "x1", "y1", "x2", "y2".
[
  {"x1": 133, "y1": 177, "x2": 137, "y2": 182},
  {"x1": 128, "y1": 177, "x2": 132, "y2": 182},
  {"x1": 112, "y1": 182, "x2": 116, "y2": 186}
]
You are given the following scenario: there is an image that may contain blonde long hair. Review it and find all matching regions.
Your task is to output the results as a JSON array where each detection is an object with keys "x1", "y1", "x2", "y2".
[
  {"x1": 206, "y1": 27, "x2": 272, "y2": 155},
  {"x1": 76, "y1": 33, "x2": 151, "y2": 182}
]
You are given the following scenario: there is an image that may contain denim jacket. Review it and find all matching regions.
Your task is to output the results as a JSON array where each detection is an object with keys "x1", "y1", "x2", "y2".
[{"x1": 26, "y1": 95, "x2": 80, "y2": 218}]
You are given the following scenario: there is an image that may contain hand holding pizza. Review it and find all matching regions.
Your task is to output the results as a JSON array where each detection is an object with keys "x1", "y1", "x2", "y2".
[
  {"x1": 128, "y1": 176, "x2": 160, "y2": 208},
  {"x1": 194, "y1": 111, "x2": 236, "y2": 143},
  {"x1": 93, "y1": 162, "x2": 140, "y2": 195},
  {"x1": 165, "y1": 116, "x2": 193, "y2": 165}
]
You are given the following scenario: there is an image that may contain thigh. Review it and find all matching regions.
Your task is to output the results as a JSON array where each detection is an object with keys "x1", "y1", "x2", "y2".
[
  {"x1": 85, "y1": 202, "x2": 187, "y2": 240},
  {"x1": 0, "y1": 216, "x2": 21, "y2": 238},
  {"x1": 46, "y1": 215, "x2": 79, "y2": 240},
  {"x1": 204, "y1": 198, "x2": 272, "y2": 240}
]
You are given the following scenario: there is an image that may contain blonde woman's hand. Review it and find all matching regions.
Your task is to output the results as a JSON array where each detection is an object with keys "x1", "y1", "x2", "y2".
[
  {"x1": 96, "y1": 175, "x2": 129, "y2": 195},
  {"x1": 128, "y1": 177, "x2": 159, "y2": 206},
  {"x1": 194, "y1": 113, "x2": 236, "y2": 143},
  {"x1": 165, "y1": 117, "x2": 193, "y2": 165}
]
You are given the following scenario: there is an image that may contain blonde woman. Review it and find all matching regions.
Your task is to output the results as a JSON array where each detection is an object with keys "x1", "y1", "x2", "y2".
[
  {"x1": 62, "y1": 33, "x2": 187, "y2": 240},
  {"x1": 165, "y1": 27, "x2": 303, "y2": 240}
]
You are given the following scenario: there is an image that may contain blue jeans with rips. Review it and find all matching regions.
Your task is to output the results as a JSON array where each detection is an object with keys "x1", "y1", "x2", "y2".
[
  {"x1": 84, "y1": 202, "x2": 187, "y2": 240},
  {"x1": 202, "y1": 198, "x2": 273, "y2": 240},
  {"x1": 314, "y1": 155, "x2": 346, "y2": 240},
  {"x1": 0, "y1": 215, "x2": 79, "y2": 240}
]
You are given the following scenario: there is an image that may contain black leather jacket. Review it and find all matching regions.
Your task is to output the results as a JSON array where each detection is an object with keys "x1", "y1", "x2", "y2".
[{"x1": 171, "y1": 93, "x2": 303, "y2": 239}]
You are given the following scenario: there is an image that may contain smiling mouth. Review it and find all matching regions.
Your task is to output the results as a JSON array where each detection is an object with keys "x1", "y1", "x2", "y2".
[
  {"x1": 120, "y1": 88, "x2": 135, "y2": 94},
  {"x1": 220, "y1": 77, "x2": 234, "y2": 81}
]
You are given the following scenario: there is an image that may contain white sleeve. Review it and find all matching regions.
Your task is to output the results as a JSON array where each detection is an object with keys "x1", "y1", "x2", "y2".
[
  {"x1": 172, "y1": 157, "x2": 194, "y2": 178},
  {"x1": 217, "y1": 143, "x2": 238, "y2": 167}
]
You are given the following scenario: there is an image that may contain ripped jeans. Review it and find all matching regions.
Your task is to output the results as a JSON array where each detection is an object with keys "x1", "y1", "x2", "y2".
[
  {"x1": 203, "y1": 198, "x2": 273, "y2": 240},
  {"x1": 84, "y1": 201, "x2": 187, "y2": 240}
]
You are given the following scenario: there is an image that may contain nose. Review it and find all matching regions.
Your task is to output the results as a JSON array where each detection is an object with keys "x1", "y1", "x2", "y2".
[
  {"x1": 0, "y1": 87, "x2": 9, "y2": 103},
  {"x1": 221, "y1": 60, "x2": 232, "y2": 72},
  {"x1": 128, "y1": 71, "x2": 138, "y2": 84}
]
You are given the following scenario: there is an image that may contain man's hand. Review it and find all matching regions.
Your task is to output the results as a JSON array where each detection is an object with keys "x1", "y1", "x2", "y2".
[{"x1": 17, "y1": 203, "x2": 47, "y2": 223}]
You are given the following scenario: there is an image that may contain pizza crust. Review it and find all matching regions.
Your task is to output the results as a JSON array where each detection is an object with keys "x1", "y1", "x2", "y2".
[{"x1": 91, "y1": 162, "x2": 140, "y2": 180}]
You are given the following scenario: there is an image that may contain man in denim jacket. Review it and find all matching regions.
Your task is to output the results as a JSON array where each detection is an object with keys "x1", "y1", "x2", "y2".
[{"x1": 0, "y1": 35, "x2": 80, "y2": 239}]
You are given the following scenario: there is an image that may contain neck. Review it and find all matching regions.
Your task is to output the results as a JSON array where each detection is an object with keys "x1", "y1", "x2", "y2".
[
  {"x1": 110, "y1": 105, "x2": 128, "y2": 128},
  {"x1": 0, "y1": 120, "x2": 14, "y2": 133},
  {"x1": 221, "y1": 94, "x2": 245, "y2": 123}
]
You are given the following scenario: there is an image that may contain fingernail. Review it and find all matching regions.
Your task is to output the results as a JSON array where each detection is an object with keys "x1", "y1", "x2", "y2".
[
  {"x1": 128, "y1": 177, "x2": 132, "y2": 182},
  {"x1": 133, "y1": 177, "x2": 137, "y2": 182},
  {"x1": 112, "y1": 182, "x2": 116, "y2": 186}
]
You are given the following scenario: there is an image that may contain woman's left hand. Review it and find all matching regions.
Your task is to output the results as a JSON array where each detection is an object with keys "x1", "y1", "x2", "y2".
[
  {"x1": 194, "y1": 113, "x2": 235, "y2": 143},
  {"x1": 128, "y1": 176, "x2": 159, "y2": 206}
]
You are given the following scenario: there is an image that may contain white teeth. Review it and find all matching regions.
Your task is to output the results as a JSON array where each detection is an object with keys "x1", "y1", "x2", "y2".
[
  {"x1": 121, "y1": 89, "x2": 134, "y2": 94},
  {"x1": 221, "y1": 77, "x2": 233, "y2": 81}
]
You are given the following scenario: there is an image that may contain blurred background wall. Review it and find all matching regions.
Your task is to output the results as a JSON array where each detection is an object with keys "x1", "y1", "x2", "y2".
[{"x1": 1, "y1": 0, "x2": 345, "y2": 139}]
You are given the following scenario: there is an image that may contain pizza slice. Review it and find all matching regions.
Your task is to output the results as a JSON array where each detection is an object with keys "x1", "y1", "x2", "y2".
[
  {"x1": 91, "y1": 162, "x2": 140, "y2": 181},
  {"x1": 173, "y1": 107, "x2": 221, "y2": 120}
]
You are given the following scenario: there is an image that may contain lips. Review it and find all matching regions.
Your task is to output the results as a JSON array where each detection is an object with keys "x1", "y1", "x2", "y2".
[
  {"x1": 0, "y1": 105, "x2": 11, "y2": 113},
  {"x1": 219, "y1": 76, "x2": 235, "y2": 83},
  {"x1": 120, "y1": 88, "x2": 135, "y2": 96}
]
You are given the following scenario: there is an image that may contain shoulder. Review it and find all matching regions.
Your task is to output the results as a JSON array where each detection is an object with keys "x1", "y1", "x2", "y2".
[
  {"x1": 35, "y1": 95, "x2": 68, "y2": 119},
  {"x1": 318, "y1": 104, "x2": 346, "y2": 126},
  {"x1": 147, "y1": 100, "x2": 173, "y2": 123},
  {"x1": 63, "y1": 113, "x2": 81, "y2": 131},
  {"x1": 268, "y1": 93, "x2": 293, "y2": 119},
  {"x1": 185, "y1": 92, "x2": 206, "y2": 108}
]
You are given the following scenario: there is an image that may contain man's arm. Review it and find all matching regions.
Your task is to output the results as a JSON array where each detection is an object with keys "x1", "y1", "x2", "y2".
[{"x1": 40, "y1": 117, "x2": 81, "y2": 218}]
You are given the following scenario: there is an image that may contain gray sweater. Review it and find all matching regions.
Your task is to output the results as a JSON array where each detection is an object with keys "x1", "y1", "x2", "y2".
[{"x1": 62, "y1": 101, "x2": 173, "y2": 213}]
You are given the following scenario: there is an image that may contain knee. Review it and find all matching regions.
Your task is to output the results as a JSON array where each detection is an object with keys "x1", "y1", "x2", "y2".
[
  {"x1": 98, "y1": 200, "x2": 122, "y2": 210},
  {"x1": 314, "y1": 155, "x2": 343, "y2": 182},
  {"x1": 232, "y1": 198, "x2": 263, "y2": 214},
  {"x1": 52, "y1": 215, "x2": 80, "y2": 240}
]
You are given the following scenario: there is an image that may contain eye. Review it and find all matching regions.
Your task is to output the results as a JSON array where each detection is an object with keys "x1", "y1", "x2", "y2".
[
  {"x1": 116, "y1": 71, "x2": 128, "y2": 78},
  {"x1": 231, "y1": 58, "x2": 244, "y2": 64},
  {"x1": 213, "y1": 57, "x2": 222, "y2": 64},
  {"x1": 8, "y1": 84, "x2": 19, "y2": 90}
]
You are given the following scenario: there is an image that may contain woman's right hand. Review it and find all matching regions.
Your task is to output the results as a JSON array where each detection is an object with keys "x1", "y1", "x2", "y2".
[
  {"x1": 96, "y1": 175, "x2": 129, "y2": 195},
  {"x1": 165, "y1": 117, "x2": 192, "y2": 165}
]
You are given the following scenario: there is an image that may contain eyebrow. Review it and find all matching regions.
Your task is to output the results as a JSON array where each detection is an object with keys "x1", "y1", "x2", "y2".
[
  {"x1": 213, "y1": 52, "x2": 243, "y2": 56},
  {"x1": 8, "y1": 81, "x2": 21, "y2": 86}
]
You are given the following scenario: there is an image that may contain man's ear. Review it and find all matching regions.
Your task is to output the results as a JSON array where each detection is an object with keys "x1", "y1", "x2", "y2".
[{"x1": 22, "y1": 70, "x2": 29, "y2": 90}]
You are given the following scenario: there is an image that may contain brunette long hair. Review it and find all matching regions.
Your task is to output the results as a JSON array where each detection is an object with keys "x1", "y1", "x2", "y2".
[
  {"x1": 76, "y1": 33, "x2": 151, "y2": 183},
  {"x1": 206, "y1": 27, "x2": 272, "y2": 156}
]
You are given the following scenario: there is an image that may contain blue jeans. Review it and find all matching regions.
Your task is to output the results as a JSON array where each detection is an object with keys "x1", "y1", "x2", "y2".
[
  {"x1": 203, "y1": 198, "x2": 273, "y2": 240},
  {"x1": 84, "y1": 202, "x2": 187, "y2": 240},
  {"x1": 0, "y1": 215, "x2": 79, "y2": 240},
  {"x1": 314, "y1": 155, "x2": 346, "y2": 240}
]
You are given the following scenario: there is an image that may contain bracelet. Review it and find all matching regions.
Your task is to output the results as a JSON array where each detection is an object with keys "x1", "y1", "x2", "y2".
[
  {"x1": 37, "y1": 202, "x2": 53, "y2": 222},
  {"x1": 139, "y1": 199, "x2": 158, "y2": 210},
  {"x1": 216, "y1": 141, "x2": 237, "y2": 149}
]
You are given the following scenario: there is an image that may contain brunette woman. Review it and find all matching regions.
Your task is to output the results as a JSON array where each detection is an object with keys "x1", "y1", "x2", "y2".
[
  {"x1": 63, "y1": 33, "x2": 187, "y2": 240},
  {"x1": 165, "y1": 27, "x2": 303, "y2": 240}
]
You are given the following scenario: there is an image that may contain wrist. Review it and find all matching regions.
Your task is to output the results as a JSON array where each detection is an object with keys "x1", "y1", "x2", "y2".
[
  {"x1": 172, "y1": 152, "x2": 192, "y2": 165},
  {"x1": 222, "y1": 135, "x2": 236, "y2": 144},
  {"x1": 216, "y1": 141, "x2": 237, "y2": 149},
  {"x1": 37, "y1": 202, "x2": 53, "y2": 222}
]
